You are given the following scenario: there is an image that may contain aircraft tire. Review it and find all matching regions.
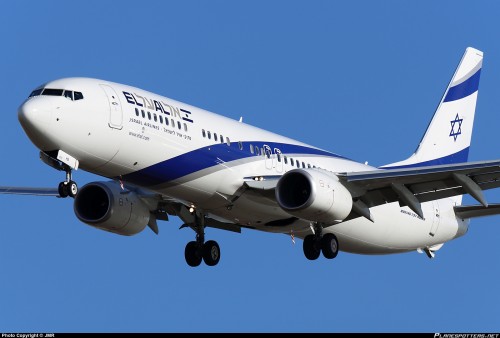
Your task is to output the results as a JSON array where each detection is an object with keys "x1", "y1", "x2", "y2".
[
  {"x1": 58, "y1": 182, "x2": 69, "y2": 198},
  {"x1": 321, "y1": 233, "x2": 339, "y2": 259},
  {"x1": 185, "y1": 241, "x2": 202, "y2": 267},
  {"x1": 202, "y1": 240, "x2": 220, "y2": 266},
  {"x1": 68, "y1": 181, "x2": 78, "y2": 198},
  {"x1": 303, "y1": 235, "x2": 320, "y2": 260}
]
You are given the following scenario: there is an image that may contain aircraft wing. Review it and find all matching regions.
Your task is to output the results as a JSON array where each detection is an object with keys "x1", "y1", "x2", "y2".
[
  {"x1": 454, "y1": 204, "x2": 500, "y2": 219},
  {"x1": 338, "y1": 159, "x2": 500, "y2": 218},
  {"x1": 0, "y1": 186, "x2": 59, "y2": 196}
]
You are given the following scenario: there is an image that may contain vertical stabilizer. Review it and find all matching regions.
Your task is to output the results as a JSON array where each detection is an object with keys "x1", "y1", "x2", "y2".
[{"x1": 382, "y1": 47, "x2": 483, "y2": 169}]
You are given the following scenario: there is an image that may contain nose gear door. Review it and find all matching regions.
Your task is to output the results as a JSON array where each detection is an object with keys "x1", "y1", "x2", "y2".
[{"x1": 100, "y1": 84, "x2": 123, "y2": 130}]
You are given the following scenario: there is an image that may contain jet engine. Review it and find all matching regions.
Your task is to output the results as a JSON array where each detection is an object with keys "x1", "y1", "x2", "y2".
[
  {"x1": 275, "y1": 169, "x2": 353, "y2": 224},
  {"x1": 73, "y1": 181, "x2": 150, "y2": 236}
]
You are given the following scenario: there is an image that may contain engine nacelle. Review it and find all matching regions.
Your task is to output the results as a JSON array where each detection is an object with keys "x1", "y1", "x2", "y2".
[
  {"x1": 275, "y1": 169, "x2": 353, "y2": 224},
  {"x1": 73, "y1": 181, "x2": 150, "y2": 236}
]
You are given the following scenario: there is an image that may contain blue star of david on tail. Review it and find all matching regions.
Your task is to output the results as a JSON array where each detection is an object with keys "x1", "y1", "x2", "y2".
[{"x1": 449, "y1": 113, "x2": 463, "y2": 141}]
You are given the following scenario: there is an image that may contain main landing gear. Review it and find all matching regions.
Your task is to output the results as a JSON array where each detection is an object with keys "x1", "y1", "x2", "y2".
[
  {"x1": 303, "y1": 223, "x2": 339, "y2": 260},
  {"x1": 58, "y1": 168, "x2": 78, "y2": 198},
  {"x1": 184, "y1": 213, "x2": 220, "y2": 267}
]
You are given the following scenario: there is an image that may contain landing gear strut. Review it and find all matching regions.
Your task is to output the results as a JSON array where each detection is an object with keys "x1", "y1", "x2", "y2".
[
  {"x1": 184, "y1": 213, "x2": 220, "y2": 267},
  {"x1": 58, "y1": 168, "x2": 78, "y2": 198},
  {"x1": 303, "y1": 223, "x2": 339, "y2": 260}
]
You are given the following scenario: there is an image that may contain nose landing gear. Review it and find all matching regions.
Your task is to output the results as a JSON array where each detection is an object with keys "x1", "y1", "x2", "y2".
[
  {"x1": 58, "y1": 168, "x2": 78, "y2": 198},
  {"x1": 39, "y1": 151, "x2": 79, "y2": 198}
]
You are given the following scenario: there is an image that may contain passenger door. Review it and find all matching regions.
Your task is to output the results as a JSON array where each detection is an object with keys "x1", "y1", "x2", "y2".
[{"x1": 100, "y1": 84, "x2": 123, "y2": 130}]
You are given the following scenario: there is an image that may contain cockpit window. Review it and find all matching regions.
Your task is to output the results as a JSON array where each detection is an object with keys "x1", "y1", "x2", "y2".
[
  {"x1": 27, "y1": 87, "x2": 84, "y2": 101},
  {"x1": 29, "y1": 88, "x2": 43, "y2": 97},
  {"x1": 42, "y1": 88, "x2": 64, "y2": 96},
  {"x1": 74, "y1": 91, "x2": 84, "y2": 100},
  {"x1": 64, "y1": 90, "x2": 73, "y2": 100}
]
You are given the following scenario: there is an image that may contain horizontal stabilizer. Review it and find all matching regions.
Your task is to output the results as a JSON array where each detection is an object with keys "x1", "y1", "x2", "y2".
[{"x1": 454, "y1": 203, "x2": 500, "y2": 219}]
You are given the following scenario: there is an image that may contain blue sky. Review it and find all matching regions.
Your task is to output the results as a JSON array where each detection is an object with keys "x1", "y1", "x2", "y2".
[{"x1": 1, "y1": 0, "x2": 499, "y2": 333}]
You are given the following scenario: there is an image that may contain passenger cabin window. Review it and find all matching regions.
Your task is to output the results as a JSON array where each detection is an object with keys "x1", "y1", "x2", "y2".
[
  {"x1": 202, "y1": 129, "x2": 206, "y2": 138},
  {"x1": 214, "y1": 133, "x2": 218, "y2": 142},
  {"x1": 250, "y1": 144, "x2": 254, "y2": 154},
  {"x1": 135, "y1": 108, "x2": 139, "y2": 116},
  {"x1": 207, "y1": 131, "x2": 211, "y2": 139},
  {"x1": 220, "y1": 135, "x2": 224, "y2": 143},
  {"x1": 226, "y1": 137, "x2": 231, "y2": 146},
  {"x1": 239, "y1": 141, "x2": 243, "y2": 150}
]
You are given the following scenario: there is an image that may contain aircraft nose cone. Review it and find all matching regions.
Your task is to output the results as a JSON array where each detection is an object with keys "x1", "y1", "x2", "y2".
[
  {"x1": 18, "y1": 99, "x2": 48, "y2": 130},
  {"x1": 18, "y1": 98, "x2": 54, "y2": 150}
]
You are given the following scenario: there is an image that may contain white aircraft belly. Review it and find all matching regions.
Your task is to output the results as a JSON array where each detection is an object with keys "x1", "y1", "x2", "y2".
[{"x1": 327, "y1": 200, "x2": 461, "y2": 254}]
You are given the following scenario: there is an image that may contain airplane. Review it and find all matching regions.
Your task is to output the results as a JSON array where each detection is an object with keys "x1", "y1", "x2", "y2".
[{"x1": 2, "y1": 47, "x2": 499, "y2": 267}]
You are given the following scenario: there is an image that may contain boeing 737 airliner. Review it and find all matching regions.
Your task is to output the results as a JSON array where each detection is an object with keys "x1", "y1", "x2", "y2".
[{"x1": 2, "y1": 47, "x2": 499, "y2": 267}]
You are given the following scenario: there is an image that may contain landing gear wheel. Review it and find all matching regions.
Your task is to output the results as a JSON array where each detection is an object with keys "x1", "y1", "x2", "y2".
[
  {"x1": 321, "y1": 233, "x2": 339, "y2": 259},
  {"x1": 202, "y1": 240, "x2": 220, "y2": 266},
  {"x1": 185, "y1": 241, "x2": 202, "y2": 267},
  {"x1": 58, "y1": 182, "x2": 69, "y2": 198},
  {"x1": 57, "y1": 167, "x2": 78, "y2": 198},
  {"x1": 67, "y1": 181, "x2": 78, "y2": 198},
  {"x1": 303, "y1": 235, "x2": 321, "y2": 260}
]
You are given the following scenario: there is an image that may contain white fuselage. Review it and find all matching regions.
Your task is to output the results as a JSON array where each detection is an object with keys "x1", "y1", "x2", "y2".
[{"x1": 18, "y1": 77, "x2": 469, "y2": 254}]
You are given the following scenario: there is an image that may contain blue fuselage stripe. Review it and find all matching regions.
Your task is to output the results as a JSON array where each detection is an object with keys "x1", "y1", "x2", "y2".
[
  {"x1": 381, "y1": 147, "x2": 469, "y2": 169},
  {"x1": 121, "y1": 142, "x2": 346, "y2": 186},
  {"x1": 443, "y1": 69, "x2": 481, "y2": 102}
]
